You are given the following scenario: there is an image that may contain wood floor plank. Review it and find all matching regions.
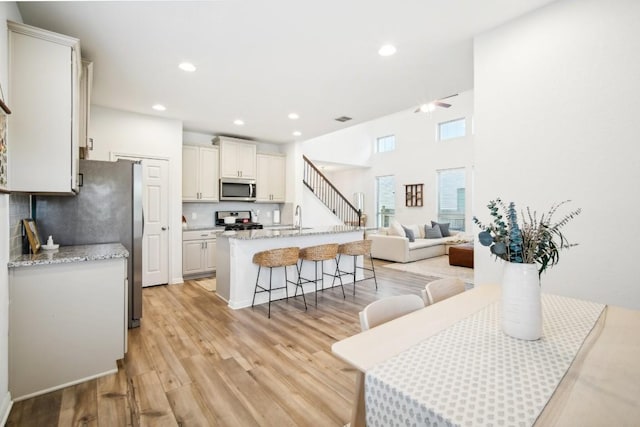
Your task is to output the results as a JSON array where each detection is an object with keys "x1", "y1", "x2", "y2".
[
  {"x1": 139, "y1": 324, "x2": 192, "y2": 393},
  {"x1": 165, "y1": 383, "x2": 218, "y2": 427},
  {"x1": 6, "y1": 389, "x2": 63, "y2": 426},
  {"x1": 214, "y1": 357, "x2": 299, "y2": 427},
  {"x1": 125, "y1": 327, "x2": 155, "y2": 379},
  {"x1": 7, "y1": 258, "x2": 445, "y2": 426},
  {"x1": 57, "y1": 379, "x2": 98, "y2": 426},
  {"x1": 97, "y1": 359, "x2": 133, "y2": 427},
  {"x1": 181, "y1": 354, "x2": 258, "y2": 426},
  {"x1": 130, "y1": 371, "x2": 178, "y2": 427}
]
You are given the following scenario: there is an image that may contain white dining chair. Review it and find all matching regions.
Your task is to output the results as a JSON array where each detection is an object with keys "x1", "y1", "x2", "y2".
[
  {"x1": 351, "y1": 294, "x2": 425, "y2": 426},
  {"x1": 359, "y1": 294, "x2": 425, "y2": 331},
  {"x1": 421, "y1": 277, "x2": 465, "y2": 306}
]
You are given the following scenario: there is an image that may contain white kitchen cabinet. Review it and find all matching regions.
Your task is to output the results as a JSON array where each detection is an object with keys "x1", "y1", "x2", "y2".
[
  {"x1": 8, "y1": 21, "x2": 81, "y2": 194},
  {"x1": 182, "y1": 145, "x2": 219, "y2": 202},
  {"x1": 8, "y1": 257, "x2": 127, "y2": 400},
  {"x1": 215, "y1": 136, "x2": 257, "y2": 179},
  {"x1": 256, "y1": 153, "x2": 286, "y2": 202},
  {"x1": 183, "y1": 230, "x2": 218, "y2": 276}
]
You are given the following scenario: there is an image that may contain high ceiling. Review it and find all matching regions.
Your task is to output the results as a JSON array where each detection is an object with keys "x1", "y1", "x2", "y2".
[{"x1": 17, "y1": 1, "x2": 556, "y2": 144}]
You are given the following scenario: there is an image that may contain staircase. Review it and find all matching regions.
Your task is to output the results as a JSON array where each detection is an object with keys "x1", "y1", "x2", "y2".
[{"x1": 302, "y1": 155, "x2": 362, "y2": 226}]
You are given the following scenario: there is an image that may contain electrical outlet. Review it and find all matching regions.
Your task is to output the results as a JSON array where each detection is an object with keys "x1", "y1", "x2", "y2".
[{"x1": 191, "y1": 212, "x2": 197, "y2": 220}]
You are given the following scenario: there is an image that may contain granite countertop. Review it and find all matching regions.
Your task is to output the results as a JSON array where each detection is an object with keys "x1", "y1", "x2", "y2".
[
  {"x1": 183, "y1": 226, "x2": 225, "y2": 232},
  {"x1": 217, "y1": 225, "x2": 363, "y2": 240},
  {"x1": 8, "y1": 243, "x2": 129, "y2": 268},
  {"x1": 182, "y1": 224, "x2": 292, "y2": 232}
]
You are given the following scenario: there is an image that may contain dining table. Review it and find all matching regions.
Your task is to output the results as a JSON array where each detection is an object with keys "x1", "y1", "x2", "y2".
[{"x1": 331, "y1": 284, "x2": 640, "y2": 427}]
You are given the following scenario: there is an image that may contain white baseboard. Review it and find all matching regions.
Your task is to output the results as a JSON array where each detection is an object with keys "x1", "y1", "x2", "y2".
[{"x1": 0, "y1": 391, "x2": 13, "y2": 426}]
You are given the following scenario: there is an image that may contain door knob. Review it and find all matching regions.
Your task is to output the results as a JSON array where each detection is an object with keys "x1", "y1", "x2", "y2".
[{"x1": 161, "y1": 226, "x2": 167, "y2": 231}]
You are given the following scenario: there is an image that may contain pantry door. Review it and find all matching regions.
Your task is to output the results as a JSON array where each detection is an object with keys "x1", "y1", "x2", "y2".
[{"x1": 114, "y1": 154, "x2": 170, "y2": 287}]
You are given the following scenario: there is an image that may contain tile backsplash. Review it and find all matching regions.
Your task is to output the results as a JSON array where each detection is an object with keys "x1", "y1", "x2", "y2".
[
  {"x1": 9, "y1": 194, "x2": 30, "y2": 257},
  {"x1": 182, "y1": 201, "x2": 283, "y2": 229}
]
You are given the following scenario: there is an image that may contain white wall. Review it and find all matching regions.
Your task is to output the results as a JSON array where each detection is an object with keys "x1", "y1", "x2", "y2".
[
  {"x1": 474, "y1": 0, "x2": 640, "y2": 309},
  {"x1": 1, "y1": 2, "x2": 24, "y2": 421},
  {"x1": 301, "y1": 90, "x2": 475, "y2": 229},
  {"x1": 302, "y1": 186, "x2": 345, "y2": 228},
  {"x1": 90, "y1": 106, "x2": 184, "y2": 284}
]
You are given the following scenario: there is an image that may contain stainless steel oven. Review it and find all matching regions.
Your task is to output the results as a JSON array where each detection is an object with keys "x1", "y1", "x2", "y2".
[{"x1": 219, "y1": 178, "x2": 256, "y2": 201}]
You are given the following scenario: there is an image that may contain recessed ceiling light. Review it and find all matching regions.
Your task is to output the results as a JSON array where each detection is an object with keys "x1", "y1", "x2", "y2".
[
  {"x1": 378, "y1": 44, "x2": 397, "y2": 57},
  {"x1": 178, "y1": 62, "x2": 196, "y2": 72},
  {"x1": 292, "y1": 131, "x2": 302, "y2": 137},
  {"x1": 233, "y1": 119, "x2": 245, "y2": 126},
  {"x1": 288, "y1": 113, "x2": 299, "y2": 120},
  {"x1": 152, "y1": 104, "x2": 166, "y2": 111}
]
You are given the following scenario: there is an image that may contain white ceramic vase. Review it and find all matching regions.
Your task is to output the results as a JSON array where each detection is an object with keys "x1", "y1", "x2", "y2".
[{"x1": 501, "y1": 262, "x2": 542, "y2": 340}]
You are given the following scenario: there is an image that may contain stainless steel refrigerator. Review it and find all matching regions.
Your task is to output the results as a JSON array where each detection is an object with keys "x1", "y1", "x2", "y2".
[{"x1": 35, "y1": 159, "x2": 143, "y2": 328}]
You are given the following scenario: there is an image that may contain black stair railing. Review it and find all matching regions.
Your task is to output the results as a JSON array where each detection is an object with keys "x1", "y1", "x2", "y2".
[{"x1": 302, "y1": 155, "x2": 361, "y2": 226}]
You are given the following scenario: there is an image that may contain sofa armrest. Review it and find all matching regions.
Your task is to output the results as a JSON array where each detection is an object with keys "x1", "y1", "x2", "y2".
[{"x1": 369, "y1": 234, "x2": 410, "y2": 263}]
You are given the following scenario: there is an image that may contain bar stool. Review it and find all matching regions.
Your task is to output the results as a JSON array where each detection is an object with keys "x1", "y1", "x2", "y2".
[
  {"x1": 297, "y1": 243, "x2": 345, "y2": 306},
  {"x1": 333, "y1": 240, "x2": 378, "y2": 295},
  {"x1": 252, "y1": 247, "x2": 307, "y2": 318}
]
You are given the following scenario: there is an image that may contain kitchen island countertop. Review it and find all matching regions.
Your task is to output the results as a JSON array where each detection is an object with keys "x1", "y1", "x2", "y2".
[
  {"x1": 218, "y1": 225, "x2": 362, "y2": 240},
  {"x1": 8, "y1": 243, "x2": 129, "y2": 268}
]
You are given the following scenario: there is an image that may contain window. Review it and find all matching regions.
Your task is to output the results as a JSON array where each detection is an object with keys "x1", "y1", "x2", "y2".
[
  {"x1": 376, "y1": 135, "x2": 395, "y2": 153},
  {"x1": 376, "y1": 175, "x2": 395, "y2": 227},
  {"x1": 437, "y1": 168, "x2": 466, "y2": 230},
  {"x1": 438, "y1": 118, "x2": 466, "y2": 141}
]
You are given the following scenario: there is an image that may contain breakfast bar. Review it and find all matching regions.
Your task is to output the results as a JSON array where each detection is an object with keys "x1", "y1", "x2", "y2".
[{"x1": 216, "y1": 226, "x2": 365, "y2": 309}]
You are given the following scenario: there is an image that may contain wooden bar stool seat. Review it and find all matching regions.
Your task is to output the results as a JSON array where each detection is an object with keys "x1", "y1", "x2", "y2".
[
  {"x1": 333, "y1": 240, "x2": 378, "y2": 295},
  {"x1": 252, "y1": 247, "x2": 307, "y2": 318},
  {"x1": 298, "y1": 243, "x2": 345, "y2": 306}
]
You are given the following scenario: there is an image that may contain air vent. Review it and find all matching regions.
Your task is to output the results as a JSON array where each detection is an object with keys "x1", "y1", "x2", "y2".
[{"x1": 334, "y1": 116, "x2": 352, "y2": 122}]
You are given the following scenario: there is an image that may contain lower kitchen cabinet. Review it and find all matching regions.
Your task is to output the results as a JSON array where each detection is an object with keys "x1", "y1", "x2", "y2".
[
  {"x1": 183, "y1": 230, "x2": 218, "y2": 277},
  {"x1": 8, "y1": 256, "x2": 127, "y2": 401}
]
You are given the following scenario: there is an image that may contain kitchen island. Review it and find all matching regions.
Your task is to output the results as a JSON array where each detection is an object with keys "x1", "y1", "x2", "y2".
[
  {"x1": 216, "y1": 226, "x2": 366, "y2": 309},
  {"x1": 8, "y1": 243, "x2": 128, "y2": 400}
]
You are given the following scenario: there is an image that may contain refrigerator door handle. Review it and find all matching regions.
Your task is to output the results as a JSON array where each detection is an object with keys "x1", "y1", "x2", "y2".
[{"x1": 142, "y1": 209, "x2": 145, "y2": 236}]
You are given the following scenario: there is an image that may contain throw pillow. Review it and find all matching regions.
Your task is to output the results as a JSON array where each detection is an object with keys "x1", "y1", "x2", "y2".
[
  {"x1": 402, "y1": 225, "x2": 416, "y2": 242},
  {"x1": 407, "y1": 224, "x2": 422, "y2": 239},
  {"x1": 425, "y1": 224, "x2": 443, "y2": 239},
  {"x1": 389, "y1": 220, "x2": 405, "y2": 237},
  {"x1": 431, "y1": 221, "x2": 451, "y2": 237}
]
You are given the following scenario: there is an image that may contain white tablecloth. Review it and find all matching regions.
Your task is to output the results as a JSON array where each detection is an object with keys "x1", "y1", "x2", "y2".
[{"x1": 365, "y1": 293, "x2": 605, "y2": 427}]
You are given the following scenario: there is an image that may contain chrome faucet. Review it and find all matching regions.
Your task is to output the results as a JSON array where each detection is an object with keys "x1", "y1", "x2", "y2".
[{"x1": 295, "y1": 205, "x2": 302, "y2": 231}]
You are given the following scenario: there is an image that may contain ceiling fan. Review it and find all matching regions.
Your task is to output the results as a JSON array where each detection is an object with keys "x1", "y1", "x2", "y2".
[{"x1": 415, "y1": 93, "x2": 459, "y2": 113}]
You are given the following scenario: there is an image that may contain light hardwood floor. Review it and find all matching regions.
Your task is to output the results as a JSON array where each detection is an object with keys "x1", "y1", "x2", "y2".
[{"x1": 7, "y1": 259, "x2": 438, "y2": 426}]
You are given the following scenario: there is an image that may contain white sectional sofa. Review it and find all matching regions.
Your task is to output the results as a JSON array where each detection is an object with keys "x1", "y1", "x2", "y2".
[{"x1": 369, "y1": 221, "x2": 470, "y2": 263}]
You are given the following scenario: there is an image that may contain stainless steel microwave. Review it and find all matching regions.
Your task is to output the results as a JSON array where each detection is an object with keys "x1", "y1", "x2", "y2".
[{"x1": 219, "y1": 178, "x2": 256, "y2": 201}]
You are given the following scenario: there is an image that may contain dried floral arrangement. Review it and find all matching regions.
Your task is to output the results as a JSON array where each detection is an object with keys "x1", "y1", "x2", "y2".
[{"x1": 473, "y1": 199, "x2": 582, "y2": 275}]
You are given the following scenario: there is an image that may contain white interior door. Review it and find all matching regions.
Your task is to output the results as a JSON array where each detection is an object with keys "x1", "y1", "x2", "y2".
[
  {"x1": 113, "y1": 154, "x2": 170, "y2": 287},
  {"x1": 141, "y1": 158, "x2": 169, "y2": 286}
]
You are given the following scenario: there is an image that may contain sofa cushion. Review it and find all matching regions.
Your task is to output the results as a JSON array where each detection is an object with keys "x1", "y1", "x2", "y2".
[
  {"x1": 389, "y1": 220, "x2": 405, "y2": 237},
  {"x1": 425, "y1": 225, "x2": 443, "y2": 239},
  {"x1": 431, "y1": 221, "x2": 451, "y2": 237},
  {"x1": 402, "y1": 225, "x2": 416, "y2": 242}
]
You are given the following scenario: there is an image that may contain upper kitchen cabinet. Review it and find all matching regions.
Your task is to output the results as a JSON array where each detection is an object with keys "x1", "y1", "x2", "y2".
[
  {"x1": 214, "y1": 136, "x2": 257, "y2": 179},
  {"x1": 183, "y1": 145, "x2": 219, "y2": 202},
  {"x1": 256, "y1": 153, "x2": 286, "y2": 202},
  {"x1": 8, "y1": 21, "x2": 82, "y2": 194}
]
